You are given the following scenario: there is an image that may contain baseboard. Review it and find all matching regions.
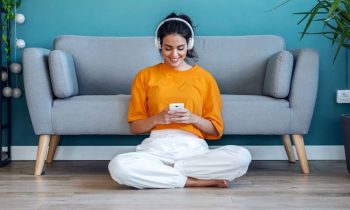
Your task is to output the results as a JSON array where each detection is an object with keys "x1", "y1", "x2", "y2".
[{"x1": 7, "y1": 145, "x2": 346, "y2": 160}]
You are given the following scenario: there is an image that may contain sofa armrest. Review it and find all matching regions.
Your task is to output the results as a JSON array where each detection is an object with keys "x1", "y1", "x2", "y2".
[
  {"x1": 23, "y1": 48, "x2": 54, "y2": 134},
  {"x1": 288, "y1": 49, "x2": 319, "y2": 134}
]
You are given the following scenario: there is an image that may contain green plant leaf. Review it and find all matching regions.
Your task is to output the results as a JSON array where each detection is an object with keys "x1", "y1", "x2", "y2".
[
  {"x1": 300, "y1": 2, "x2": 325, "y2": 40},
  {"x1": 295, "y1": 3, "x2": 324, "y2": 25},
  {"x1": 292, "y1": 0, "x2": 350, "y2": 62},
  {"x1": 267, "y1": 0, "x2": 292, "y2": 12},
  {"x1": 334, "y1": 33, "x2": 346, "y2": 63},
  {"x1": 328, "y1": 0, "x2": 341, "y2": 17},
  {"x1": 1, "y1": 0, "x2": 22, "y2": 63}
]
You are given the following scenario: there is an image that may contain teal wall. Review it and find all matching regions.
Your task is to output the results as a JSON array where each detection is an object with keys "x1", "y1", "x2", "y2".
[{"x1": 11, "y1": 0, "x2": 349, "y2": 146}]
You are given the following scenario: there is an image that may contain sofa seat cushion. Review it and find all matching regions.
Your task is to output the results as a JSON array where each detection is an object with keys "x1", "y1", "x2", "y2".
[
  {"x1": 52, "y1": 94, "x2": 291, "y2": 135},
  {"x1": 52, "y1": 95, "x2": 131, "y2": 134},
  {"x1": 222, "y1": 95, "x2": 291, "y2": 134}
]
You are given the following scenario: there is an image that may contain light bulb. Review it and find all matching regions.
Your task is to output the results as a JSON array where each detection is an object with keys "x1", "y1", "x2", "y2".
[
  {"x1": 2, "y1": 87, "x2": 13, "y2": 98},
  {"x1": 1, "y1": 71, "x2": 8, "y2": 82},
  {"x1": 10, "y1": 63, "x2": 22, "y2": 74},
  {"x1": 15, "y1": 13, "x2": 25, "y2": 24},
  {"x1": 16, "y1": 39, "x2": 26, "y2": 49},
  {"x1": 12, "y1": 88, "x2": 22, "y2": 98}
]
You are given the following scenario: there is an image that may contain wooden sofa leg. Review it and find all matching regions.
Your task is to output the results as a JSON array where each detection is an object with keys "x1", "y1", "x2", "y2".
[
  {"x1": 46, "y1": 135, "x2": 60, "y2": 163},
  {"x1": 34, "y1": 135, "x2": 51, "y2": 176},
  {"x1": 292, "y1": 134, "x2": 310, "y2": 174},
  {"x1": 281, "y1": 135, "x2": 296, "y2": 163}
]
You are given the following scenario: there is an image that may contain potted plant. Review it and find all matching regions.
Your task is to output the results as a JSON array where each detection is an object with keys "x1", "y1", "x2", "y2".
[{"x1": 289, "y1": 0, "x2": 350, "y2": 173}]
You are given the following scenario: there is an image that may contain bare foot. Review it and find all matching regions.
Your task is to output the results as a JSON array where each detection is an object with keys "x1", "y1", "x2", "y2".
[{"x1": 185, "y1": 177, "x2": 229, "y2": 188}]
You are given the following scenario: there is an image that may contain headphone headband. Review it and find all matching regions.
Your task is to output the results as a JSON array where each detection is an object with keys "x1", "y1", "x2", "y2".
[{"x1": 154, "y1": 17, "x2": 195, "y2": 50}]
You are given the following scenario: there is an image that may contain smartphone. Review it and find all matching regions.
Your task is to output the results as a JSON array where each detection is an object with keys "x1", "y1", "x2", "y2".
[{"x1": 169, "y1": 103, "x2": 184, "y2": 111}]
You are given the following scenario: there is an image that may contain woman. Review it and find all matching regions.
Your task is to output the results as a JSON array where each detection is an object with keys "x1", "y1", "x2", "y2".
[{"x1": 108, "y1": 13, "x2": 251, "y2": 189}]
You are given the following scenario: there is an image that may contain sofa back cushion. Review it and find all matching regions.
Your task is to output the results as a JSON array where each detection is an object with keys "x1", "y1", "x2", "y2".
[
  {"x1": 54, "y1": 36, "x2": 160, "y2": 95},
  {"x1": 49, "y1": 50, "x2": 79, "y2": 98},
  {"x1": 263, "y1": 51, "x2": 294, "y2": 98},
  {"x1": 195, "y1": 36, "x2": 285, "y2": 94},
  {"x1": 54, "y1": 35, "x2": 285, "y2": 95}
]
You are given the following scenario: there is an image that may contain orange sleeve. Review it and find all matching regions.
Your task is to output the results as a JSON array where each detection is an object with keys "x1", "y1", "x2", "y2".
[
  {"x1": 127, "y1": 71, "x2": 148, "y2": 122},
  {"x1": 202, "y1": 75, "x2": 224, "y2": 140}
]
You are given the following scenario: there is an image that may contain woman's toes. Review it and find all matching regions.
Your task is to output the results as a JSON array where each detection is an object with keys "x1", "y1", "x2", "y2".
[{"x1": 217, "y1": 180, "x2": 229, "y2": 188}]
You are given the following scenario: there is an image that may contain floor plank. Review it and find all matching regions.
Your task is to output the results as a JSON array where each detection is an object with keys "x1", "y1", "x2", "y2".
[{"x1": 0, "y1": 160, "x2": 349, "y2": 210}]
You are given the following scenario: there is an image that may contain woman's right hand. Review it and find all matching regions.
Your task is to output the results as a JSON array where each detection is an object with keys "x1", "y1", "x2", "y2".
[
  {"x1": 152, "y1": 108, "x2": 172, "y2": 125},
  {"x1": 129, "y1": 108, "x2": 171, "y2": 134}
]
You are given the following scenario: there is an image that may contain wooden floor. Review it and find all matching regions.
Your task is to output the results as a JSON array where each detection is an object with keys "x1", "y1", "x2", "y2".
[{"x1": 0, "y1": 160, "x2": 349, "y2": 210}]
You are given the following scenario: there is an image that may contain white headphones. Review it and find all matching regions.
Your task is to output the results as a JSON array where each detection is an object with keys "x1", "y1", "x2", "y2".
[{"x1": 154, "y1": 17, "x2": 195, "y2": 50}]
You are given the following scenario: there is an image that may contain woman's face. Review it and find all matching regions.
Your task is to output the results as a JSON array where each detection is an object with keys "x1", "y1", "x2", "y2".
[{"x1": 161, "y1": 34, "x2": 188, "y2": 69}]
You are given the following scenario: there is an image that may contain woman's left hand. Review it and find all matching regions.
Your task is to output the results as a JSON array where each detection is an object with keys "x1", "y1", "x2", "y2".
[
  {"x1": 168, "y1": 108, "x2": 218, "y2": 136},
  {"x1": 168, "y1": 108, "x2": 199, "y2": 124}
]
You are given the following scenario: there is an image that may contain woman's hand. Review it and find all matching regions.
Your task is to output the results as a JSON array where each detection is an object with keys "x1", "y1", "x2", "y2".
[
  {"x1": 129, "y1": 108, "x2": 172, "y2": 134},
  {"x1": 168, "y1": 108, "x2": 219, "y2": 136},
  {"x1": 129, "y1": 107, "x2": 217, "y2": 136},
  {"x1": 152, "y1": 108, "x2": 172, "y2": 125},
  {"x1": 168, "y1": 108, "x2": 199, "y2": 124}
]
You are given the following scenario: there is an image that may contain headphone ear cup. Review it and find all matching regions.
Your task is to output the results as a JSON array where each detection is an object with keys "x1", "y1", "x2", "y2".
[
  {"x1": 155, "y1": 38, "x2": 161, "y2": 49},
  {"x1": 188, "y1": 38, "x2": 194, "y2": 50}
]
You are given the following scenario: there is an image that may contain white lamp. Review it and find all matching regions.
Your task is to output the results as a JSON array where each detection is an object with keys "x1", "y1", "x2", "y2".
[
  {"x1": 12, "y1": 88, "x2": 22, "y2": 98},
  {"x1": 15, "y1": 39, "x2": 25, "y2": 49},
  {"x1": 15, "y1": 13, "x2": 25, "y2": 24},
  {"x1": 2, "y1": 87, "x2": 13, "y2": 98},
  {"x1": 10, "y1": 63, "x2": 22, "y2": 74},
  {"x1": 1, "y1": 71, "x2": 8, "y2": 82}
]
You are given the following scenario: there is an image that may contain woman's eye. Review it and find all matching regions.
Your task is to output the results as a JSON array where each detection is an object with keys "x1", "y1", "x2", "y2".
[{"x1": 178, "y1": 47, "x2": 184, "y2": 50}]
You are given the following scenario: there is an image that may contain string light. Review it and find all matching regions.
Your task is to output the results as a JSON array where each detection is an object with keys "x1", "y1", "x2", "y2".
[
  {"x1": 15, "y1": 13, "x2": 25, "y2": 24},
  {"x1": 3, "y1": 0, "x2": 25, "y2": 98}
]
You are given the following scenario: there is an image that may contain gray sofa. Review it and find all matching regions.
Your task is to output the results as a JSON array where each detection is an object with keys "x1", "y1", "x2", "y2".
[{"x1": 23, "y1": 35, "x2": 319, "y2": 175}]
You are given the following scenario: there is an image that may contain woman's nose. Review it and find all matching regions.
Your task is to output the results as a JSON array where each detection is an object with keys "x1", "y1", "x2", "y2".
[{"x1": 170, "y1": 49, "x2": 178, "y2": 57}]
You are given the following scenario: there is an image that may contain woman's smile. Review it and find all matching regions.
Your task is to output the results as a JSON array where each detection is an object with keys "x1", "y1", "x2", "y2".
[{"x1": 161, "y1": 34, "x2": 189, "y2": 70}]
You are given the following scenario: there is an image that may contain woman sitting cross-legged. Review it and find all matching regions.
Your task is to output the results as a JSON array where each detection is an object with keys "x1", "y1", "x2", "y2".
[{"x1": 108, "y1": 12, "x2": 251, "y2": 189}]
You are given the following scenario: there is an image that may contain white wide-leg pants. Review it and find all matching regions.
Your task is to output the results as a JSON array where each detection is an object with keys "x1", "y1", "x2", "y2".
[{"x1": 108, "y1": 129, "x2": 251, "y2": 189}]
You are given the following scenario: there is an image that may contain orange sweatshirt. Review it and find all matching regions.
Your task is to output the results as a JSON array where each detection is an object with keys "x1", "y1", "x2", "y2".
[{"x1": 128, "y1": 63, "x2": 223, "y2": 140}]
